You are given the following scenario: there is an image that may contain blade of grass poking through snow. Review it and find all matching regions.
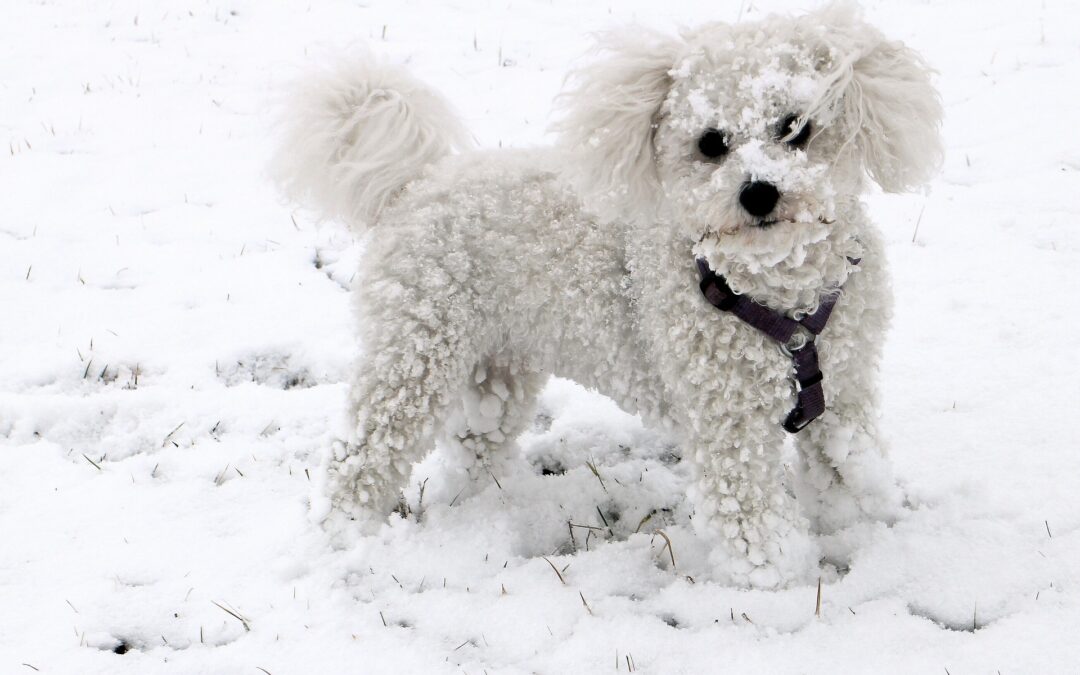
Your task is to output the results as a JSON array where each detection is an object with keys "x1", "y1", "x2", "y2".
[
  {"x1": 541, "y1": 557, "x2": 566, "y2": 585},
  {"x1": 911, "y1": 203, "x2": 926, "y2": 243},
  {"x1": 449, "y1": 488, "x2": 465, "y2": 507},
  {"x1": 214, "y1": 465, "x2": 230, "y2": 486},
  {"x1": 210, "y1": 600, "x2": 250, "y2": 631},
  {"x1": 815, "y1": 578, "x2": 822, "y2": 617},
  {"x1": 585, "y1": 460, "x2": 607, "y2": 492},
  {"x1": 596, "y1": 506, "x2": 613, "y2": 536},
  {"x1": 82, "y1": 454, "x2": 102, "y2": 471},
  {"x1": 654, "y1": 530, "x2": 676, "y2": 570},
  {"x1": 161, "y1": 422, "x2": 184, "y2": 447}
]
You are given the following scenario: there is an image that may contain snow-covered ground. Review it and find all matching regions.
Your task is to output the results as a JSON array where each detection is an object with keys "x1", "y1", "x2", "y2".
[{"x1": 2, "y1": 0, "x2": 1078, "y2": 672}]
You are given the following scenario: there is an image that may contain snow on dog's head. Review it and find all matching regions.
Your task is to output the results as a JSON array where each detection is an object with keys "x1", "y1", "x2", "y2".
[{"x1": 555, "y1": 2, "x2": 942, "y2": 264}]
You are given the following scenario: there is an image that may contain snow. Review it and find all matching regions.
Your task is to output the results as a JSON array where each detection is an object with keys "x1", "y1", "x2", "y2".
[{"x1": 2, "y1": 0, "x2": 1079, "y2": 673}]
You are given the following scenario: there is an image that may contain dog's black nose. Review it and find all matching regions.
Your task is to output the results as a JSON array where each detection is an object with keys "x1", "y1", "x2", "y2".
[{"x1": 739, "y1": 181, "x2": 780, "y2": 217}]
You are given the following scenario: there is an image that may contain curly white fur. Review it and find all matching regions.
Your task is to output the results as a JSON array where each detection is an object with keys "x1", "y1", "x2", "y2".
[{"x1": 274, "y1": 2, "x2": 942, "y2": 588}]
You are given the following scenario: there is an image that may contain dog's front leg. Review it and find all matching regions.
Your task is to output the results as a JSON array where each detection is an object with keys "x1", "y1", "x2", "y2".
[
  {"x1": 793, "y1": 255, "x2": 904, "y2": 535},
  {"x1": 687, "y1": 395, "x2": 819, "y2": 589},
  {"x1": 793, "y1": 373, "x2": 904, "y2": 535}
]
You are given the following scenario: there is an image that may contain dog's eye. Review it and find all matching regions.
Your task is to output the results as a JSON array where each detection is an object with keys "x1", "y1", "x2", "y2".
[
  {"x1": 697, "y1": 129, "x2": 729, "y2": 160},
  {"x1": 777, "y1": 114, "x2": 812, "y2": 149}
]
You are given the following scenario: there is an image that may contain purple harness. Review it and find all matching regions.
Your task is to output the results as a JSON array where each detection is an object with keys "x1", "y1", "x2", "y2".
[{"x1": 695, "y1": 258, "x2": 857, "y2": 433}]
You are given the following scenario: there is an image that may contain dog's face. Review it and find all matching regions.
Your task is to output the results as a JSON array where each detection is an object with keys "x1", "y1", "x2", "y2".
[
  {"x1": 557, "y1": 5, "x2": 943, "y2": 267},
  {"x1": 654, "y1": 28, "x2": 858, "y2": 263}
]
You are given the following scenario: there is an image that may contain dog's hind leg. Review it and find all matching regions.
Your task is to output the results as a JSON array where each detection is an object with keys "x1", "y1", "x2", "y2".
[
  {"x1": 437, "y1": 358, "x2": 545, "y2": 493},
  {"x1": 317, "y1": 289, "x2": 482, "y2": 534}
]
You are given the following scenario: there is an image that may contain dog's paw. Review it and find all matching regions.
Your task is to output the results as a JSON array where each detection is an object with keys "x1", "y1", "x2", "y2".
[
  {"x1": 806, "y1": 479, "x2": 905, "y2": 535},
  {"x1": 705, "y1": 521, "x2": 820, "y2": 589},
  {"x1": 313, "y1": 439, "x2": 403, "y2": 538}
]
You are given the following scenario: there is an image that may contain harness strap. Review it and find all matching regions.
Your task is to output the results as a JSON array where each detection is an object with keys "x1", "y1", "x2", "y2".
[
  {"x1": 784, "y1": 337, "x2": 826, "y2": 433},
  {"x1": 695, "y1": 258, "x2": 854, "y2": 434}
]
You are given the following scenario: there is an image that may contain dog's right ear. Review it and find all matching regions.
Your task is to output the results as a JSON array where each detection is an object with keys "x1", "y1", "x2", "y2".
[{"x1": 553, "y1": 28, "x2": 682, "y2": 221}]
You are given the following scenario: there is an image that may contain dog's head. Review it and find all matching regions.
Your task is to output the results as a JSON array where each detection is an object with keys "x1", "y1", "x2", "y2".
[{"x1": 556, "y1": 3, "x2": 942, "y2": 265}]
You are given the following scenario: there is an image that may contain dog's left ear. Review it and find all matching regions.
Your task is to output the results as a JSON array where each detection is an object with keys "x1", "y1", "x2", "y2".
[
  {"x1": 553, "y1": 28, "x2": 682, "y2": 220},
  {"x1": 812, "y1": 5, "x2": 944, "y2": 193}
]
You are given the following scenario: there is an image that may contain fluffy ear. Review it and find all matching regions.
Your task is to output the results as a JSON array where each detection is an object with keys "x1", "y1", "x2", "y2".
[
  {"x1": 810, "y1": 4, "x2": 944, "y2": 193},
  {"x1": 552, "y1": 28, "x2": 682, "y2": 219}
]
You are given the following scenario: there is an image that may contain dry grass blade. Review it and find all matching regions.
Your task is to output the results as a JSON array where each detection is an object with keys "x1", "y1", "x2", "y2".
[
  {"x1": 82, "y1": 453, "x2": 102, "y2": 471},
  {"x1": 417, "y1": 477, "x2": 428, "y2": 510},
  {"x1": 654, "y1": 529, "x2": 676, "y2": 570},
  {"x1": 210, "y1": 600, "x2": 251, "y2": 631},
  {"x1": 815, "y1": 577, "x2": 822, "y2": 617},
  {"x1": 911, "y1": 203, "x2": 927, "y2": 243},
  {"x1": 595, "y1": 506, "x2": 613, "y2": 536},
  {"x1": 214, "y1": 465, "x2": 230, "y2": 486},
  {"x1": 568, "y1": 521, "x2": 601, "y2": 532},
  {"x1": 540, "y1": 556, "x2": 566, "y2": 585},
  {"x1": 579, "y1": 591, "x2": 593, "y2": 615},
  {"x1": 584, "y1": 460, "x2": 607, "y2": 491},
  {"x1": 162, "y1": 422, "x2": 184, "y2": 447},
  {"x1": 256, "y1": 668, "x2": 273, "y2": 675}
]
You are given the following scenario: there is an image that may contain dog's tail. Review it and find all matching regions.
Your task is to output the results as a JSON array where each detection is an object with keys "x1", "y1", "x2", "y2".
[{"x1": 271, "y1": 54, "x2": 471, "y2": 233}]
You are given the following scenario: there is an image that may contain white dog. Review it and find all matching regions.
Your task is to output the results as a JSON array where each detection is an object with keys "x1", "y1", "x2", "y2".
[{"x1": 274, "y1": 3, "x2": 942, "y2": 588}]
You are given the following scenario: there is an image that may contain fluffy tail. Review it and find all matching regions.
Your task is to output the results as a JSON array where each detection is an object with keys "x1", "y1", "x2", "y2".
[{"x1": 271, "y1": 54, "x2": 470, "y2": 232}]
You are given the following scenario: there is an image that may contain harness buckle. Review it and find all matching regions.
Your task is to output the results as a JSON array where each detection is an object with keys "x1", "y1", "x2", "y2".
[
  {"x1": 779, "y1": 326, "x2": 814, "y2": 357},
  {"x1": 782, "y1": 407, "x2": 814, "y2": 433}
]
